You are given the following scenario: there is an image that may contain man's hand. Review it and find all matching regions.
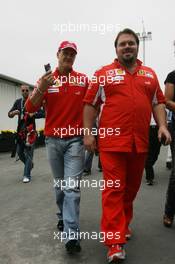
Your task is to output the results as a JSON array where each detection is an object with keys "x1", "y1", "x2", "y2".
[
  {"x1": 158, "y1": 125, "x2": 171, "y2": 145},
  {"x1": 28, "y1": 113, "x2": 35, "y2": 118},
  {"x1": 13, "y1": 110, "x2": 20, "y2": 116},
  {"x1": 84, "y1": 134, "x2": 97, "y2": 152},
  {"x1": 9, "y1": 110, "x2": 20, "y2": 118},
  {"x1": 38, "y1": 71, "x2": 55, "y2": 93},
  {"x1": 27, "y1": 71, "x2": 55, "y2": 108}
]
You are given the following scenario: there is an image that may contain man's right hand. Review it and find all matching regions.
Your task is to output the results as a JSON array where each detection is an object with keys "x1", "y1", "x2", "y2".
[
  {"x1": 84, "y1": 134, "x2": 97, "y2": 152},
  {"x1": 8, "y1": 110, "x2": 20, "y2": 118},
  {"x1": 12, "y1": 110, "x2": 20, "y2": 116},
  {"x1": 38, "y1": 71, "x2": 55, "y2": 93}
]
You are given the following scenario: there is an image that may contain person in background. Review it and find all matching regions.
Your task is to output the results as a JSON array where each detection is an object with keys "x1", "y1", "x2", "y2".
[
  {"x1": 83, "y1": 150, "x2": 94, "y2": 175},
  {"x1": 166, "y1": 145, "x2": 172, "y2": 170},
  {"x1": 166, "y1": 111, "x2": 172, "y2": 170},
  {"x1": 8, "y1": 84, "x2": 44, "y2": 183},
  {"x1": 163, "y1": 71, "x2": 175, "y2": 227},
  {"x1": 144, "y1": 115, "x2": 162, "y2": 185},
  {"x1": 83, "y1": 121, "x2": 101, "y2": 176}
]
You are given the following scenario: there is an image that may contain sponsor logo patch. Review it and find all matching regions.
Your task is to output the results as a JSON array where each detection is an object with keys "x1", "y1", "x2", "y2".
[
  {"x1": 137, "y1": 70, "x2": 154, "y2": 79},
  {"x1": 145, "y1": 72, "x2": 154, "y2": 79},
  {"x1": 106, "y1": 69, "x2": 116, "y2": 76},
  {"x1": 48, "y1": 88, "x2": 59, "y2": 93},
  {"x1": 145, "y1": 81, "x2": 151, "y2": 85},
  {"x1": 112, "y1": 76, "x2": 124, "y2": 81},
  {"x1": 75, "y1": 91, "x2": 81, "y2": 95}
]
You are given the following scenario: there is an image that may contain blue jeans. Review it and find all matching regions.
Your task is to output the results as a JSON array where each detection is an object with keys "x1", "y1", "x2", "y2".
[
  {"x1": 17, "y1": 142, "x2": 34, "y2": 179},
  {"x1": 45, "y1": 136, "x2": 85, "y2": 242}
]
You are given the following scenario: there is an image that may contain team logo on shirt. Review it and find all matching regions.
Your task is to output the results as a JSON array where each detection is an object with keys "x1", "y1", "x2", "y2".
[
  {"x1": 52, "y1": 78, "x2": 62, "y2": 87},
  {"x1": 115, "y1": 69, "x2": 126, "y2": 75},
  {"x1": 137, "y1": 70, "x2": 145, "y2": 76}
]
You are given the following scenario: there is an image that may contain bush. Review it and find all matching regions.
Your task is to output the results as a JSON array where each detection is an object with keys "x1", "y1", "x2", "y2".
[{"x1": 0, "y1": 129, "x2": 45, "y2": 152}]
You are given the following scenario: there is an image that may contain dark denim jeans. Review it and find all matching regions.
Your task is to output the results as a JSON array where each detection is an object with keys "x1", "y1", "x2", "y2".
[
  {"x1": 84, "y1": 150, "x2": 94, "y2": 171},
  {"x1": 145, "y1": 125, "x2": 161, "y2": 181}
]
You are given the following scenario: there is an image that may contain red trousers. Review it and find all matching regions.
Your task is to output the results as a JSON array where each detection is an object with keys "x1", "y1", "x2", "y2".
[{"x1": 100, "y1": 150, "x2": 147, "y2": 245}]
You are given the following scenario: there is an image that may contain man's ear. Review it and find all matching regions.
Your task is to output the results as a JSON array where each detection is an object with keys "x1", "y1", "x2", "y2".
[{"x1": 56, "y1": 51, "x2": 60, "y2": 59}]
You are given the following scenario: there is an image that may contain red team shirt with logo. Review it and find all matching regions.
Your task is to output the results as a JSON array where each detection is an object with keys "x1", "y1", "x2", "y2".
[
  {"x1": 84, "y1": 59, "x2": 165, "y2": 152},
  {"x1": 26, "y1": 68, "x2": 88, "y2": 137}
]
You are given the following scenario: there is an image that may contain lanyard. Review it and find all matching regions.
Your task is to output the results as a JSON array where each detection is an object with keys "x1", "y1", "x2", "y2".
[{"x1": 20, "y1": 98, "x2": 25, "y2": 119}]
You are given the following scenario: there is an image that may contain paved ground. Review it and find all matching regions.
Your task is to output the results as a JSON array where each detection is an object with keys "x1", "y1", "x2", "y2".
[{"x1": 0, "y1": 146, "x2": 174, "y2": 264}]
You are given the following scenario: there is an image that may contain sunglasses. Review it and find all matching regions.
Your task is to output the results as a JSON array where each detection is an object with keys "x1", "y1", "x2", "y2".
[{"x1": 22, "y1": 89, "x2": 29, "y2": 92}]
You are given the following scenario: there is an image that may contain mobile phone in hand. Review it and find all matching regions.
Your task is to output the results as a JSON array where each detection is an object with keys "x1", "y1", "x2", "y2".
[
  {"x1": 44, "y1": 63, "x2": 56, "y2": 85},
  {"x1": 44, "y1": 63, "x2": 51, "y2": 72}
]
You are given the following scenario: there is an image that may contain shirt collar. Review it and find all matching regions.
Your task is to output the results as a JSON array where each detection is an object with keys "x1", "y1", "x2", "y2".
[
  {"x1": 113, "y1": 58, "x2": 142, "y2": 70},
  {"x1": 53, "y1": 67, "x2": 74, "y2": 78}
]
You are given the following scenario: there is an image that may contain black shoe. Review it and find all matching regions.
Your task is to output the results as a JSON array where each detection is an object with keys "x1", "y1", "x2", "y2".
[
  {"x1": 146, "y1": 179, "x2": 154, "y2": 186},
  {"x1": 65, "y1": 240, "x2": 81, "y2": 254},
  {"x1": 166, "y1": 161, "x2": 172, "y2": 170},
  {"x1": 163, "y1": 215, "x2": 174, "y2": 228},
  {"x1": 83, "y1": 169, "x2": 91, "y2": 176},
  {"x1": 57, "y1": 220, "x2": 64, "y2": 231}
]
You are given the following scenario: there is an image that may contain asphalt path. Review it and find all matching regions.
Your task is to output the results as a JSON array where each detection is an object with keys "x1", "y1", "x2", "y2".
[{"x1": 0, "y1": 146, "x2": 174, "y2": 264}]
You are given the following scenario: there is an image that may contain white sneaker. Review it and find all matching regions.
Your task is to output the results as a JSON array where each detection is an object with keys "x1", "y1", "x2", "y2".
[{"x1": 23, "y1": 177, "x2": 30, "y2": 183}]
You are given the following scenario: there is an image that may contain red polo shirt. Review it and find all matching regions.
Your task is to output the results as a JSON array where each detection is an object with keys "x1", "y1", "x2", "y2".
[
  {"x1": 26, "y1": 68, "x2": 88, "y2": 137},
  {"x1": 84, "y1": 59, "x2": 165, "y2": 152}
]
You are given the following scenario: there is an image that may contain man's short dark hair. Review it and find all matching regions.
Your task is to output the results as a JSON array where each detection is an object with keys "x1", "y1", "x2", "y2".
[{"x1": 114, "y1": 28, "x2": 139, "y2": 48}]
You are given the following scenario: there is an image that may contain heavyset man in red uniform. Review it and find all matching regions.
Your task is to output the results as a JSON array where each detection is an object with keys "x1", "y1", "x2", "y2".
[
  {"x1": 83, "y1": 29, "x2": 171, "y2": 262},
  {"x1": 25, "y1": 41, "x2": 88, "y2": 253}
]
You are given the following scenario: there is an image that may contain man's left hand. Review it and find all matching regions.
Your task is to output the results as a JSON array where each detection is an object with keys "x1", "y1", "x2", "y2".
[
  {"x1": 158, "y1": 125, "x2": 171, "y2": 145},
  {"x1": 28, "y1": 113, "x2": 35, "y2": 117}
]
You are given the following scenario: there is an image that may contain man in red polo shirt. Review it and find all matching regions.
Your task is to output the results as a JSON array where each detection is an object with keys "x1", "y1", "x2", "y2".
[
  {"x1": 83, "y1": 29, "x2": 171, "y2": 262},
  {"x1": 25, "y1": 41, "x2": 88, "y2": 253}
]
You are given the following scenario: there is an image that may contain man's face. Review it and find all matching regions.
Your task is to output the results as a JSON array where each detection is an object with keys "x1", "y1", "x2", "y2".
[
  {"x1": 116, "y1": 33, "x2": 138, "y2": 65},
  {"x1": 57, "y1": 48, "x2": 77, "y2": 70},
  {"x1": 21, "y1": 85, "x2": 29, "y2": 99}
]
